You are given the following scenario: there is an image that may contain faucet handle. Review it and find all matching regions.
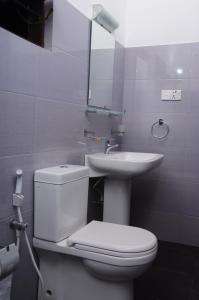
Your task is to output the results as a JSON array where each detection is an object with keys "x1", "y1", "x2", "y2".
[
  {"x1": 105, "y1": 139, "x2": 110, "y2": 145},
  {"x1": 105, "y1": 138, "x2": 116, "y2": 145}
]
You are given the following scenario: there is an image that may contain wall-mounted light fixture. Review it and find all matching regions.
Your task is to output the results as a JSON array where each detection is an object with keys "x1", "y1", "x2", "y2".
[{"x1": 93, "y1": 4, "x2": 119, "y2": 33}]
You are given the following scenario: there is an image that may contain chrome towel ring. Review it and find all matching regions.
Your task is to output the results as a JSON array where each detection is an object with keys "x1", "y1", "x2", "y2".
[{"x1": 151, "y1": 119, "x2": 169, "y2": 139}]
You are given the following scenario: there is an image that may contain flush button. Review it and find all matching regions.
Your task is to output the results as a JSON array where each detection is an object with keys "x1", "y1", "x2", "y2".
[{"x1": 60, "y1": 165, "x2": 68, "y2": 168}]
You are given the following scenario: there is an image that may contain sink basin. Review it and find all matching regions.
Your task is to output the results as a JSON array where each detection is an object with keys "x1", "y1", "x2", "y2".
[
  {"x1": 85, "y1": 152, "x2": 164, "y2": 178},
  {"x1": 85, "y1": 151, "x2": 164, "y2": 225}
]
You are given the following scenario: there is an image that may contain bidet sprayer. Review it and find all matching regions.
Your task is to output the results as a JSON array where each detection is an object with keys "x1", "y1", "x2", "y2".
[
  {"x1": 15, "y1": 169, "x2": 23, "y2": 194},
  {"x1": 13, "y1": 169, "x2": 24, "y2": 208},
  {"x1": 10, "y1": 169, "x2": 45, "y2": 298}
]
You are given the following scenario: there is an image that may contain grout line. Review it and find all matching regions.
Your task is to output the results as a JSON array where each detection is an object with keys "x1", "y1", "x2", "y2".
[
  {"x1": 124, "y1": 77, "x2": 199, "y2": 81},
  {"x1": 0, "y1": 88, "x2": 88, "y2": 107}
]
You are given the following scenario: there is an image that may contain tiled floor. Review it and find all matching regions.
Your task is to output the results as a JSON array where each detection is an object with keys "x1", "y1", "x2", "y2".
[{"x1": 135, "y1": 241, "x2": 199, "y2": 300}]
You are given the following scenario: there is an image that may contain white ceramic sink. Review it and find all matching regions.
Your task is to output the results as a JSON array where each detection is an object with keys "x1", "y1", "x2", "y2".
[{"x1": 85, "y1": 152, "x2": 164, "y2": 178}]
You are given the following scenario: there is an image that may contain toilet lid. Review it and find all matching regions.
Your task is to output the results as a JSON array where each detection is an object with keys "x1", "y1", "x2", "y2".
[{"x1": 68, "y1": 221, "x2": 157, "y2": 257}]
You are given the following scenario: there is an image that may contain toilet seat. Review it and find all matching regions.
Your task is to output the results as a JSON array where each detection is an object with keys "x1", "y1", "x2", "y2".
[
  {"x1": 34, "y1": 221, "x2": 158, "y2": 267},
  {"x1": 34, "y1": 221, "x2": 158, "y2": 268},
  {"x1": 68, "y1": 221, "x2": 157, "y2": 260}
]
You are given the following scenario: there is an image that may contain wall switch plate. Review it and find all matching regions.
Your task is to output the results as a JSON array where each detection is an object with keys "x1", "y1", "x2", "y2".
[{"x1": 161, "y1": 90, "x2": 182, "y2": 101}]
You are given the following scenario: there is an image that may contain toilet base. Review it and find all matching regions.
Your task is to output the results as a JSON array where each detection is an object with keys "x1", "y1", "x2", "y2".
[{"x1": 38, "y1": 250, "x2": 134, "y2": 300}]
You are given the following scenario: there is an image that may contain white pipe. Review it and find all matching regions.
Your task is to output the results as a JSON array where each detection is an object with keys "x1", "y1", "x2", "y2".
[
  {"x1": 24, "y1": 231, "x2": 45, "y2": 298},
  {"x1": 16, "y1": 230, "x2": 20, "y2": 249},
  {"x1": 16, "y1": 207, "x2": 45, "y2": 300},
  {"x1": 17, "y1": 207, "x2": 23, "y2": 223}
]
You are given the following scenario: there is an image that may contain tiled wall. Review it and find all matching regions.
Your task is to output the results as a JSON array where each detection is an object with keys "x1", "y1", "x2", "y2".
[
  {"x1": 0, "y1": 0, "x2": 124, "y2": 299},
  {"x1": 122, "y1": 43, "x2": 199, "y2": 247},
  {"x1": 4, "y1": 0, "x2": 199, "y2": 298}
]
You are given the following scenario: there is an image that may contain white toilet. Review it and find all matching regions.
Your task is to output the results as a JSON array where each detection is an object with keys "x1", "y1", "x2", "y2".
[{"x1": 33, "y1": 165, "x2": 157, "y2": 300}]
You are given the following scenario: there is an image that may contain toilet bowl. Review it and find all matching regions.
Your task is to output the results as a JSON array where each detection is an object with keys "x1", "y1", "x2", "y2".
[
  {"x1": 68, "y1": 220, "x2": 157, "y2": 281},
  {"x1": 33, "y1": 165, "x2": 157, "y2": 300}
]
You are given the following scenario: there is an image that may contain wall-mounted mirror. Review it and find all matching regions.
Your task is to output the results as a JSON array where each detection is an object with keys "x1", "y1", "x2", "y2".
[{"x1": 88, "y1": 21, "x2": 116, "y2": 109}]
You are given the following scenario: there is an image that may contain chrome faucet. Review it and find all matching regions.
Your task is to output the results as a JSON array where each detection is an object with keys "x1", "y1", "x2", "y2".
[{"x1": 104, "y1": 140, "x2": 119, "y2": 154}]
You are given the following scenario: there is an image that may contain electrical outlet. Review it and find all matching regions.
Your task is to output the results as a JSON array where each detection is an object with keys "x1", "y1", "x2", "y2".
[{"x1": 161, "y1": 90, "x2": 182, "y2": 101}]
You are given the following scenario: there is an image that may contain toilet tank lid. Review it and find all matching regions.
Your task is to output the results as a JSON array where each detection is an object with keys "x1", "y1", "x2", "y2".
[{"x1": 34, "y1": 165, "x2": 89, "y2": 184}]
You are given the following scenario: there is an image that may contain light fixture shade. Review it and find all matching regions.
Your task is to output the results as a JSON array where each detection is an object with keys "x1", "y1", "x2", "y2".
[{"x1": 93, "y1": 4, "x2": 119, "y2": 33}]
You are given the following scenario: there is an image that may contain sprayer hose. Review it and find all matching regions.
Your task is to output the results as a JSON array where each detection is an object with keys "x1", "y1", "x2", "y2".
[{"x1": 17, "y1": 207, "x2": 45, "y2": 300}]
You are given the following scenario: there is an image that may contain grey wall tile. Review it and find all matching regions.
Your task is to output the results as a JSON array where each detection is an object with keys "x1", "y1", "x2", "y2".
[
  {"x1": 35, "y1": 98, "x2": 88, "y2": 152},
  {"x1": 183, "y1": 79, "x2": 199, "y2": 114},
  {"x1": 0, "y1": 92, "x2": 36, "y2": 157},
  {"x1": 133, "y1": 210, "x2": 183, "y2": 244},
  {"x1": 125, "y1": 43, "x2": 199, "y2": 80},
  {"x1": 123, "y1": 79, "x2": 185, "y2": 114},
  {"x1": 183, "y1": 149, "x2": 199, "y2": 183},
  {"x1": 184, "y1": 182, "x2": 199, "y2": 217},
  {"x1": 179, "y1": 215, "x2": 199, "y2": 247},
  {"x1": 124, "y1": 48, "x2": 137, "y2": 79},
  {"x1": 36, "y1": 48, "x2": 88, "y2": 104},
  {"x1": 114, "y1": 42, "x2": 125, "y2": 80},
  {"x1": 0, "y1": 28, "x2": 38, "y2": 96},
  {"x1": 112, "y1": 78, "x2": 124, "y2": 111},
  {"x1": 0, "y1": 216, "x2": 16, "y2": 247},
  {"x1": 184, "y1": 114, "x2": 199, "y2": 149},
  {"x1": 133, "y1": 178, "x2": 188, "y2": 215},
  {"x1": 123, "y1": 112, "x2": 186, "y2": 151},
  {"x1": 156, "y1": 149, "x2": 185, "y2": 181},
  {"x1": 53, "y1": 0, "x2": 90, "y2": 60},
  {"x1": 134, "y1": 209, "x2": 199, "y2": 247},
  {"x1": 123, "y1": 43, "x2": 199, "y2": 247},
  {"x1": 33, "y1": 149, "x2": 86, "y2": 169}
]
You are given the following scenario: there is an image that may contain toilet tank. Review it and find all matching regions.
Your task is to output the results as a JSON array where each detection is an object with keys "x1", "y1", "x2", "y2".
[{"x1": 34, "y1": 165, "x2": 89, "y2": 242}]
